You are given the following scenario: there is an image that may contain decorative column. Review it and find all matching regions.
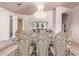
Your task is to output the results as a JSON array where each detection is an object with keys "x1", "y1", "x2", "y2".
[{"x1": 55, "y1": 7, "x2": 62, "y2": 33}]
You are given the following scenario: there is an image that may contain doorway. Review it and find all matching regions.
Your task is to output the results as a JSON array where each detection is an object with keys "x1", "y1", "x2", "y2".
[{"x1": 62, "y1": 13, "x2": 68, "y2": 33}]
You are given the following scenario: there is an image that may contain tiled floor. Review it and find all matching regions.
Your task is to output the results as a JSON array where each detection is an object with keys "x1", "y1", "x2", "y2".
[
  {"x1": 70, "y1": 42, "x2": 79, "y2": 55},
  {"x1": 0, "y1": 43, "x2": 17, "y2": 56},
  {"x1": 0, "y1": 40, "x2": 17, "y2": 56},
  {"x1": 0, "y1": 40, "x2": 16, "y2": 50}
]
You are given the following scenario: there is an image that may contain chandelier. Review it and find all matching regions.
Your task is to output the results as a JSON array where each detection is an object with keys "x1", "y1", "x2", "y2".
[{"x1": 34, "y1": 3, "x2": 47, "y2": 19}]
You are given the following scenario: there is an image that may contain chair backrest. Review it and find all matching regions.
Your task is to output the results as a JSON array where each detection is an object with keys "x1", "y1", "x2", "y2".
[
  {"x1": 36, "y1": 39, "x2": 49, "y2": 56},
  {"x1": 54, "y1": 31, "x2": 68, "y2": 56},
  {"x1": 16, "y1": 32, "x2": 31, "y2": 56},
  {"x1": 36, "y1": 33, "x2": 50, "y2": 56}
]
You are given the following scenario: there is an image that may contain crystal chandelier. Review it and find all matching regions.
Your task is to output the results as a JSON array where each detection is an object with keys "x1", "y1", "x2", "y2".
[{"x1": 34, "y1": 3, "x2": 47, "y2": 19}]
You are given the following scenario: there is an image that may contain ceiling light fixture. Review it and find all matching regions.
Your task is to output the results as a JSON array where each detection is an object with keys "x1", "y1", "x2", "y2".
[{"x1": 34, "y1": 3, "x2": 47, "y2": 19}]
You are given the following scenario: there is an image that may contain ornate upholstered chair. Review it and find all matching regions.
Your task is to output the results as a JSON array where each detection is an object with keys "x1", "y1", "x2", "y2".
[
  {"x1": 54, "y1": 31, "x2": 72, "y2": 56},
  {"x1": 17, "y1": 32, "x2": 29, "y2": 55},
  {"x1": 14, "y1": 31, "x2": 33, "y2": 56},
  {"x1": 36, "y1": 30, "x2": 50, "y2": 56}
]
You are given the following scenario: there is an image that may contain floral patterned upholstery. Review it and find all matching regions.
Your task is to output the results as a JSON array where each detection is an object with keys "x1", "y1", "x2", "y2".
[{"x1": 8, "y1": 30, "x2": 72, "y2": 56}]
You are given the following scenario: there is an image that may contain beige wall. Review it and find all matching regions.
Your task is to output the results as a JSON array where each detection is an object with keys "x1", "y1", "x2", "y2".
[
  {"x1": 0, "y1": 12, "x2": 9, "y2": 41},
  {"x1": 70, "y1": 5, "x2": 79, "y2": 43},
  {"x1": 61, "y1": 5, "x2": 79, "y2": 44},
  {"x1": 0, "y1": 7, "x2": 17, "y2": 41}
]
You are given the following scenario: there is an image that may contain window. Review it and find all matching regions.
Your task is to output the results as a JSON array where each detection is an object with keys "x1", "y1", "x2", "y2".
[
  {"x1": 32, "y1": 21, "x2": 48, "y2": 30},
  {"x1": 9, "y1": 16, "x2": 13, "y2": 38}
]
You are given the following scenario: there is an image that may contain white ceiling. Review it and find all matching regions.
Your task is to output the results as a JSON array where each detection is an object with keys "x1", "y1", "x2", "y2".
[{"x1": 0, "y1": 2, "x2": 79, "y2": 15}]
